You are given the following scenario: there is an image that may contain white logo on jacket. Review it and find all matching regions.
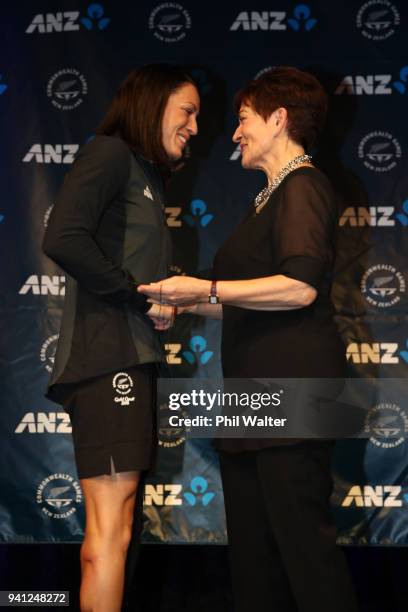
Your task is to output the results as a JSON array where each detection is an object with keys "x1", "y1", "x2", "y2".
[{"x1": 144, "y1": 185, "x2": 154, "y2": 200}]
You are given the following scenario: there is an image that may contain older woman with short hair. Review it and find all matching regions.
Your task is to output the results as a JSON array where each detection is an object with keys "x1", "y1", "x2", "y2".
[{"x1": 140, "y1": 66, "x2": 358, "y2": 612}]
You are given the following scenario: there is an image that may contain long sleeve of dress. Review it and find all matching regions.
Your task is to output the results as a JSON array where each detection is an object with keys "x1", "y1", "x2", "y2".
[
  {"x1": 42, "y1": 136, "x2": 149, "y2": 311},
  {"x1": 273, "y1": 172, "x2": 336, "y2": 291}
]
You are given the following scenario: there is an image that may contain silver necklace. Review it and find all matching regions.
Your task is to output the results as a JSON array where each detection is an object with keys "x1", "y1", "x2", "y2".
[{"x1": 254, "y1": 154, "x2": 313, "y2": 210}]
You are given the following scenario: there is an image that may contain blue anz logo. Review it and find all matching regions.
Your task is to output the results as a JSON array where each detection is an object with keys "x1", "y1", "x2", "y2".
[
  {"x1": 143, "y1": 479, "x2": 215, "y2": 506},
  {"x1": 339, "y1": 203, "x2": 408, "y2": 227},
  {"x1": 144, "y1": 484, "x2": 183, "y2": 506},
  {"x1": 182, "y1": 200, "x2": 214, "y2": 227},
  {"x1": 80, "y1": 3, "x2": 110, "y2": 30},
  {"x1": 230, "y1": 4, "x2": 317, "y2": 32},
  {"x1": 347, "y1": 340, "x2": 408, "y2": 365},
  {"x1": 26, "y1": 4, "x2": 110, "y2": 34},
  {"x1": 400, "y1": 340, "x2": 408, "y2": 364},
  {"x1": 0, "y1": 214, "x2": 4, "y2": 224},
  {"x1": 183, "y1": 477, "x2": 215, "y2": 507},
  {"x1": 393, "y1": 66, "x2": 408, "y2": 95},
  {"x1": 335, "y1": 66, "x2": 408, "y2": 96},
  {"x1": 0, "y1": 75, "x2": 7, "y2": 95},
  {"x1": 342, "y1": 485, "x2": 403, "y2": 507},
  {"x1": 182, "y1": 336, "x2": 214, "y2": 365},
  {"x1": 346, "y1": 342, "x2": 399, "y2": 364},
  {"x1": 287, "y1": 4, "x2": 317, "y2": 31},
  {"x1": 396, "y1": 200, "x2": 408, "y2": 226}
]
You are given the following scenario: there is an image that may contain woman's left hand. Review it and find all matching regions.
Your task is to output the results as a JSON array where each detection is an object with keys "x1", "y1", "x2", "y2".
[
  {"x1": 138, "y1": 276, "x2": 209, "y2": 306},
  {"x1": 146, "y1": 302, "x2": 175, "y2": 330}
]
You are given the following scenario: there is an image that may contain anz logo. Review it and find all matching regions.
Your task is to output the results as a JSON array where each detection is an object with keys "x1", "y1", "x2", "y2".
[
  {"x1": 15, "y1": 413, "x2": 71, "y2": 434},
  {"x1": 144, "y1": 484, "x2": 183, "y2": 506},
  {"x1": 165, "y1": 200, "x2": 214, "y2": 228},
  {"x1": 165, "y1": 207, "x2": 182, "y2": 227},
  {"x1": 335, "y1": 66, "x2": 408, "y2": 95},
  {"x1": 23, "y1": 144, "x2": 79, "y2": 164},
  {"x1": 182, "y1": 336, "x2": 214, "y2": 365},
  {"x1": 144, "y1": 477, "x2": 215, "y2": 507},
  {"x1": 183, "y1": 476, "x2": 215, "y2": 506},
  {"x1": 346, "y1": 342, "x2": 405, "y2": 364},
  {"x1": 164, "y1": 343, "x2": 182, "y2": 365},
  {"x1": 26, "y1": 4, "x2": 110, "y2": 34},
  {"x1": 19, "y1": 275, "x2": 65, "y2": 296},
  {"x1": 339, "y1": 203, "x2": 408, "y2": 227},
  {"x1": 182, "y1": 200, "x2": 214, "y2": 227},
  {"x1": 342, "y1": 485, "x2": 405, "y2": 508},
  {"x1": 165, "y1": 337, "x2": 215, "y2": 366},
  {"x1": 230, "y1": 4, "x2": 317, "y2": 31}
]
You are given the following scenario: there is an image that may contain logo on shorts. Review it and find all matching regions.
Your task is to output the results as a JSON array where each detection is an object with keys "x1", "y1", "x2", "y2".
[
  {"x1": 36, "y1": 473, "x2": 82, "y2": 519},
  {"x1": 112, "y1": 372, "x2": 135, "y2": 406}
]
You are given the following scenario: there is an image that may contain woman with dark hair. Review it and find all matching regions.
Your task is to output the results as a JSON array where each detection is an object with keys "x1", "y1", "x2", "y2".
[
  {"x1": 42, "y1": 64, "x2": 199, "y2": 612},
  {"x1": 139, "y1": 66, "x2": 358, "y2": 611}
]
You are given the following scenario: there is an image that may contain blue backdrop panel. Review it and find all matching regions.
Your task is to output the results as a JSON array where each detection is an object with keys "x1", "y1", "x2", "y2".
[{"x1": 1, "y1": 0, "x2": 407, "y2": 544}]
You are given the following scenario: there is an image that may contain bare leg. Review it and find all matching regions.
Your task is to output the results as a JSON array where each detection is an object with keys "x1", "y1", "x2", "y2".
[{"x1": 79, "y1": 467, "x2": 140, "y2": 612}]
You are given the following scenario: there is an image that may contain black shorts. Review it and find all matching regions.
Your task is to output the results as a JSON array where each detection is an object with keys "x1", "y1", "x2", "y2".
[{"x1": 63, "y1": 364, "x2": 157, "y2": 479}]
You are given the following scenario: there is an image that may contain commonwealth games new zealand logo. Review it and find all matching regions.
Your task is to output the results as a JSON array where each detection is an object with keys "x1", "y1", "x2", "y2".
[{"x1": 112, "y1": 372, "x2": 135, "y2": 406}]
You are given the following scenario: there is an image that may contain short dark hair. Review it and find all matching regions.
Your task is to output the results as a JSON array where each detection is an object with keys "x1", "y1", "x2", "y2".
[
  {"x1": 97, "y1": 64, "x2": 197, "y2": 169},
  {"x1": 234, "y1": 66, "x2": 328, "y2": 151}
]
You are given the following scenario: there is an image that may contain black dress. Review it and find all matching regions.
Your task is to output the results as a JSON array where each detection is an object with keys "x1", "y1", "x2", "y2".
[
  {"x1": 213, "y1": 166, "x2": 346, "y2": 451},
  {"x1": 213, "y1": 167, "x2": 358, "y2": 612}
]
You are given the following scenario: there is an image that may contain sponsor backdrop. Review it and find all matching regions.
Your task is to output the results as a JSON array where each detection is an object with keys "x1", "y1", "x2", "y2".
[{"x1": 1, "y1": 0, "x2": 407, "y2": 545}]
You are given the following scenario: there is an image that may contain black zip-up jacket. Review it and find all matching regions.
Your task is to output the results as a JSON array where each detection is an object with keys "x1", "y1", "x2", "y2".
[{"x1": 42, "y1": 135, "x2": 171, "y2": 404}]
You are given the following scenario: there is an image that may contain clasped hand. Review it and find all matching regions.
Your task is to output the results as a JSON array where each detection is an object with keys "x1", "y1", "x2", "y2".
[
  {"x1": 145, "y1": 302, "x2": 175, "y2": 331},
  {"x1": 139, "y1": 276, "x2": 207, "y2": 306}
]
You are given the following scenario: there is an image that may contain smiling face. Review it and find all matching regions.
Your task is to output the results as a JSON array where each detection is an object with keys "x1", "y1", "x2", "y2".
[
  {"x1": 233, "y1": 103, "x2": 279, "y2": 170},
  {"x1": 161, "y1": 82, "x2": 200, "y2": 161}
]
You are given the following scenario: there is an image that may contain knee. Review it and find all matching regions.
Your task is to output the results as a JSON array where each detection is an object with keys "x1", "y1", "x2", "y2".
[{"x1": 82, "y1": 519, "x2": 134, "y2": 562}]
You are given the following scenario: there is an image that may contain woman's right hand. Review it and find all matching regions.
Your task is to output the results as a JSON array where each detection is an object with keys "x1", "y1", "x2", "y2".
[{"x1": 138, "y1": 276, "x2": 209, "y2": 306}]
